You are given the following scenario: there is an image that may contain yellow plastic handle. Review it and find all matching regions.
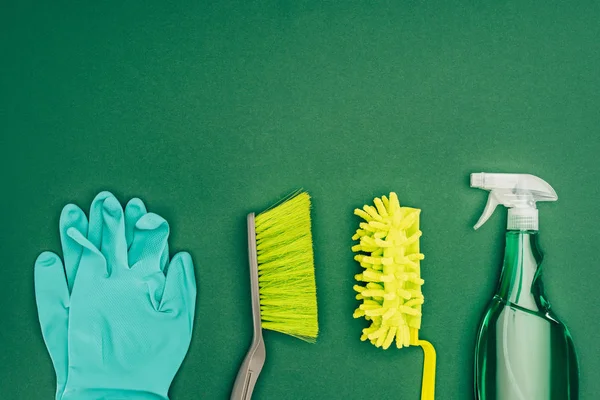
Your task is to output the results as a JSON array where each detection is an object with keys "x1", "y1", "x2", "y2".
[{"x1": 417, "y1": 340, "x2": 437, "y2": 400}]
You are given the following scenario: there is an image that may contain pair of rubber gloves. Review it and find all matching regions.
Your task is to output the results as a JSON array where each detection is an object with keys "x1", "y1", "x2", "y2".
[{"x1": 34, "y1": 192, "x2": 196, "y2": 400}]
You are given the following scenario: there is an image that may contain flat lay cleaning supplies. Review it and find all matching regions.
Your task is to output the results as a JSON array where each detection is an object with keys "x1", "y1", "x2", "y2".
[
  {"x1": 471, "y1": 173, "x2": 579, "y2": 400},
  {"x1": 231, "y1": 191, "x2": 318, "y2": 400},
  {"x1": 352, "y1": 192, "x2": 436, "y2": 400},
  {"x1": 35, "y1": 192, "x2": 196, "y2": 400}
]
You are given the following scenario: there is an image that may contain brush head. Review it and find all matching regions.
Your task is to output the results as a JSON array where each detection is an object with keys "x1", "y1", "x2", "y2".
[
  {"x1": 254, "y1": 191, "x2": 318, "y2": 342},
  {"x1": 352, "y1": 192, "x2": 425, "y2": 350}
]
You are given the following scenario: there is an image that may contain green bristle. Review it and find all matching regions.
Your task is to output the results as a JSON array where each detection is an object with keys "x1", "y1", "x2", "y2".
[{"x1": 254, "y1": 191, "x2": 318, "y2": 342}]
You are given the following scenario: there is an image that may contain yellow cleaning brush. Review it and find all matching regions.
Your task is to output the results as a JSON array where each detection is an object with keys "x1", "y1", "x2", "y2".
[
  {"x1": 231, "y1": 191, "x2": 318, "y2": 400},
  {"x1": 352, "y1": 192, "x2": 436, "y2": 400}
]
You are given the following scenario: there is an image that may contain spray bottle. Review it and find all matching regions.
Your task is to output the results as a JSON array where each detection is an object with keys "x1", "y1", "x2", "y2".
[{"x1": 471, "y1": 173, "x2": 579, "y2": 400}]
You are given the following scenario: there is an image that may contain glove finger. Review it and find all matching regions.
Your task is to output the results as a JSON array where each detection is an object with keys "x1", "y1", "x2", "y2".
[
  {"x1": 88, "y1": 191, "x2": 115, "y2": 248},
  {"x1": 124, "y1": 198, "x2": 147, "y2": 249},
  {"x1": 125, "y1": 199, "x2": 170, "y2": 270},
  {"x1": 129, "y1": 213, "x2": 170, "y2": 273},
  {"x1": 34, "y1": 251, "x2": 69, "y2": 393},
  {"x1": 59, "y1": 204, "x2": 88, "y2": 292},
  {"x1": 101, "y1": 196, "x2": 128, "y2": 270},
  {"x1": 67, "y1": 227, "x2": 108, "y2": 277},
  {"x1": 160, "y1": 252, "x2": 196, "y2": 326},
  {"x1": 160, "y1": 241, "x2": 170, "y2": 272}
]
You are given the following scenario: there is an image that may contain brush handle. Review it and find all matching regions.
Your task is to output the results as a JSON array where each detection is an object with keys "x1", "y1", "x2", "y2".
[
  {"x1": 418, "y1": 339, "x2": 436, "y2": 400},
  {"x1": 231, "y1": 213, "x2": 266, "y2": 400},
  {"x1": 231, "y1": 337, "x2": 266, "y2": 400}
]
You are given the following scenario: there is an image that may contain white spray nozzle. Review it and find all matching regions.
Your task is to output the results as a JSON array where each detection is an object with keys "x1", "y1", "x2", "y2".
[{"x1": 470, "y1": 173, "x2": 557, "y2": 231}]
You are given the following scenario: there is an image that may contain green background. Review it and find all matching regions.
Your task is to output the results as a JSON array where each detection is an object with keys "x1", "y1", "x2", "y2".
[{"x1": 1, "y1": 1, "x2": 599, "y2": 399}]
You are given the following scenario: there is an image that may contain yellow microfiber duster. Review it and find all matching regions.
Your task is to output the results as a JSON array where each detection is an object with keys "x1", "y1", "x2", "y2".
[{"x1": 352, "y1": 192, "x2": 436, "y2": 400}]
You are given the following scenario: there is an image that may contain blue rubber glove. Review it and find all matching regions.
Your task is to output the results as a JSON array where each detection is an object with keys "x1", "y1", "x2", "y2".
[
  {"x1": 35, "y1": 193, "x2": 195, "y2": 400},
  {"x1": 35, "y1": 192, "x2": 167, "y2": 399}
]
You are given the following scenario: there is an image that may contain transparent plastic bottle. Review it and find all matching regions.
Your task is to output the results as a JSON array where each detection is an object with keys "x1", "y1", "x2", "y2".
[{"x1": 474, "y1": 230, "x2": 579, "y2": 400}]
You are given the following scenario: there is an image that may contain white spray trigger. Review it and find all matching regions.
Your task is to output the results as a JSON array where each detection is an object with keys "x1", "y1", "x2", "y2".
[
  {"x1": 474, "y1": 191, "x2": 500, "y2": 230},
  {"x1": 470, "y1": 173, "x2": 557, "y2": 231}
]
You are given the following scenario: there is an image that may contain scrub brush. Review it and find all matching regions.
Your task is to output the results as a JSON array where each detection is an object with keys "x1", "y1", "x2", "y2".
[
  {"x1": 352, "y1": 192, "x2": 436, "y2": 400},
  {"x1": 231, "y1": 191, "x2": 318, "y2": 400}
]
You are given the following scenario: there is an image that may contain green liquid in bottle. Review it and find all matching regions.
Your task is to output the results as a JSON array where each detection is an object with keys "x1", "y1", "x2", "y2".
[{"x1": 475, "y1": 231, "x2": 579, "y2": 400}]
